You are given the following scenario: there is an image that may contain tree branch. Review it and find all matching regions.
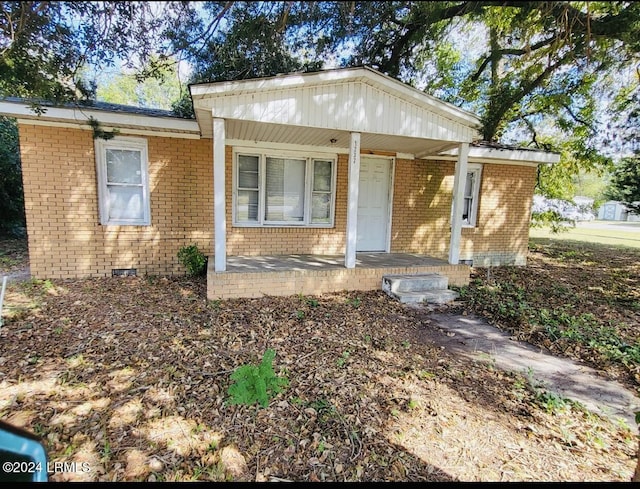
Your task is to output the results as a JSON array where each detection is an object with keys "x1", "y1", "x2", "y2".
[
  {"x1": 471, "y1": 35, "x2": 562, "y2": 82},
  {"x1": 562, "y1": 103, "x2": 595, "y2": 134}
]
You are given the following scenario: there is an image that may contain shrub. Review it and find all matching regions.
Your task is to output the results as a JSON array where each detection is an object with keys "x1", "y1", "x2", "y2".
[{"x1": 177, "y1": 244, "x2": 207, "y2": 276}]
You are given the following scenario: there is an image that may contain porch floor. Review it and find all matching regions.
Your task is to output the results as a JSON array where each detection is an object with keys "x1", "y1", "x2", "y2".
[
  {"x1": 207, "y1": 253, "x2": 470, "y2": 300},
  {"x1": 223, "y1": 252, "x2": 449, "y2": 273}
]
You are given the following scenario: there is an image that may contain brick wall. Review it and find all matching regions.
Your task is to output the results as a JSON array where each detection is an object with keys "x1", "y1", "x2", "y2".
[
  {"x1": 390, "y1": 158, "x2": 455, "y2": 259},
  {"x1": 390, "y1": 158, "x2": 536, "y2": 266},
  {"x1": 460, "y1": 163, "x2": 537, "y2": 266},
  {"x1": 207, "y1": 261, "x2": 469, "y2": 300},
  {"x1": 19, "y1": 124, "x2": 213, "y2": 278},
  {"x1": 19, "y1": 124, "x2": 535, "y2": 279}
]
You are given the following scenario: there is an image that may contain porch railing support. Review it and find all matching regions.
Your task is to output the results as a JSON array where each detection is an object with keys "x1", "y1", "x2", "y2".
[
  {"x1": 213, "y1": 117, "x2": 226, "y2": 272},
  {"x1": 449, "y1": 142, "x2": 469, "y2": 265},
  {"x1": 345, "y1": 132, "x2": 361, "y2": 269}
]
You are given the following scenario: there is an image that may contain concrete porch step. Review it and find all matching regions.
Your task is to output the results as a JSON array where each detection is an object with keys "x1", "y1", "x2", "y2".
[
  {"x1": 382, "y1": 273, "x2": 448, "y2": 294},
  {"x1": 382, "y1": 273, "x2": 459, "y2": 304},
  {"x1": 388, "y1": 289, "x2": 460, "y2": 304}
]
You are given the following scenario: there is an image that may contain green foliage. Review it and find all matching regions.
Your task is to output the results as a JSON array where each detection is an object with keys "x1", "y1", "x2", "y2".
[
  {"x1": 177, "y1": 244, "x2": 207, "y2": 276},
  {"x1": 0, "y1": 117, "x2": 24, "y2": 235},
  {"x1": 96, "y1": 56, "x2": 184, "y2": 110},
  {"x1": 530, "y1": 210, "x2": 573, "y2": 234},
  {"x1": 336, "y1": 350, "x2": 350, "y2": 368},
  {"x1": 178, "y1": 1, "x2": 321, "y2": 117},
  {"x1": 605, "y1": 157, "x2": 640, "y2": 214},
  {"x1": 535, "y1": 390, "x2": 574, "y2": 415},
  {"x1": 227, "y1": 349, "x2": 289, "y2": 408},
  {"x1": 572, "y1": 170, "x2": 609, "y2": 208},
  {"x1": 88, "y1": 117, "x2": 118, "y2": 140}
]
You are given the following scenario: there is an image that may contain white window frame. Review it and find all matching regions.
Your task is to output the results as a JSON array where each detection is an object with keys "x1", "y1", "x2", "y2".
[
  {"x1": 95, "y1": 136, "x2": 151, "y2": 226},
  {"x1": 232, "y1": 148, "x2": 337, "y2": 228},
  {"x1": 452, "y1": 163, "x2": 482, "y2": 228}
]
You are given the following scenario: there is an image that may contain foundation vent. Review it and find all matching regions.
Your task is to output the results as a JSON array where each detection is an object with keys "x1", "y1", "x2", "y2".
[{"x1": 112, "y1": 268, "x2": 137, "y2": 277}]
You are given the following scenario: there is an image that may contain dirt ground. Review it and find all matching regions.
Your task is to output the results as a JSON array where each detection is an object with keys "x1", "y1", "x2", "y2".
[{"x1": 0, "y1": 237, "x2": 637, "y2": 482}]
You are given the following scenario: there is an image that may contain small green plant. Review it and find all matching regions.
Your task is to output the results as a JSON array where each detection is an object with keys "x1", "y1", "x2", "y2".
[
  {"x1": 296, "y1": 310, "x2": 305, "y2": 320},
  {"x1": 536, "y1": 390, "x2": 571, "y2": 414},
  {"x1": 418, "y1": 370, "x2": 436, "y2": 380},
  {"x1": 0, "y1": 255, "x2": 18, "y2": 267},
  {"x1": 336, "y1": 350, "x2": 350, "y2": 368},
  {"x1": 101, "y1": 439, "x2": 111, "y2": 461},
  {"x1": 347, "y1": 296, "x2": 362, "y2": 308},
  {"x1": 317, "y1": 439, "x2": 326, "y2": 454},
  {"x1": 32, "y1": 423, "x2": 46, "y2": 437},
  {"x1": 306, "y1": 297, "x2": 319, "y2": 307},
  {"x1": 227, "y1": 349, "x2": 289, "y2": 408},
  {"x1": 177, "y1": 244, "x2": 207, "y2": 276}
]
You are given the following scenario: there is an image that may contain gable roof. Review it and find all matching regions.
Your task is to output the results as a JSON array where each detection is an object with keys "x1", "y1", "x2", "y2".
[{"x1": 190, "y1": 66, "x2": 482, "y2": 157}]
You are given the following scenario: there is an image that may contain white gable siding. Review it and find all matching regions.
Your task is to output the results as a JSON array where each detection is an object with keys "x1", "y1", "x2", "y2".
[{"x1": 207, "y1": 81, "x2": 475, "y2": 143}]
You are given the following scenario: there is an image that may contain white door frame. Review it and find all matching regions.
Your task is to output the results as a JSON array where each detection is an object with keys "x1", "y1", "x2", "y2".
[{"x1": 357, "y1": 155, "x2": 395, "y2": 253}]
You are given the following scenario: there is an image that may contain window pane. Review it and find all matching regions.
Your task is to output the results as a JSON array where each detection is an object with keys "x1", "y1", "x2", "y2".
[
  {"x1": 265, "y1": 157, "x2": 305, "y2": 222},
  {"x1": 238, "y1": 155, "x2": 259, "y2": 189},
  {"x1": 108, "y1": 185, "x2": 144, "y2": 221},
  {"x1": 464, "y1": 172, "x2": 474, "y2": 199},
  {"x1": 237, "y1": 190, "x2": 259, "y2": 222},
  {"x1": 463, "y1": 197, "x2": 472, "y2": 222},
  {"x1": 106, "y1": 149, "x2": 142, "y2": 184},
  {"x1": 312, "y1": 192, "x2": 331, "y2": 223},
  {"x1": 313, "y1": 160, "x2": 332, "y2": 191}
]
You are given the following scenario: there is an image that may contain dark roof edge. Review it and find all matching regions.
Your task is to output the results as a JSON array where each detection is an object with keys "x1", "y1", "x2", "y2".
[
  {"x1": 1, "y1": 96, "x2": 194, "y2": 120},
  {"x1": 472, "y1": 140, "x2": 560, "y2": 156}
]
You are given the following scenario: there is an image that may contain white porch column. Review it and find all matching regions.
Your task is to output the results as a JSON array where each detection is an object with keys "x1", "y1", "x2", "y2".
[
  {"x1": 345, "y1": 132, "x2": 361, "y2": 269},
  {"x1": 213, "y1": 117, "x2": 226, "y2": 272},
  {"x1": 449, "y1": 142, "x2": 469, "y2": 264}
]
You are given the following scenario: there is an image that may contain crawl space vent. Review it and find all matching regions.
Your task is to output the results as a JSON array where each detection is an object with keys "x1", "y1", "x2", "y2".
[{"x1": 112, "y1": 268, "x2": 137, "y2": 277}]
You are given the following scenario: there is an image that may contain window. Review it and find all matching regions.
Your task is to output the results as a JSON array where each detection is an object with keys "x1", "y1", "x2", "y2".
[
  {"x1": 462, "y1": 164, "x2": 481, "y2": 226},
  {"x1": 95, "y1": 137, "x2": 150, "y2": 226},
  {"x1": 453, "y1": 164, "x2": 482, "y2": 227},
  {"x1": 234, "y1": 151, "x2": 336, "y2": 227}
]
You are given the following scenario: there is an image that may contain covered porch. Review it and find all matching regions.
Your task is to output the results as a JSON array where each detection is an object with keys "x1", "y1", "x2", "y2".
[
  {"x1": 207, "y1": 252, "x2": 469, "y2": 300},
  {"x1": 191, "y1": 67, "x2": 481, "y2": 300}
]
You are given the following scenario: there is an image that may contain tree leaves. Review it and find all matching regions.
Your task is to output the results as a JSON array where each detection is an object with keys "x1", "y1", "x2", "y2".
[{"x1": 605, "y1": 157, "x2": 640, "y2": 213}]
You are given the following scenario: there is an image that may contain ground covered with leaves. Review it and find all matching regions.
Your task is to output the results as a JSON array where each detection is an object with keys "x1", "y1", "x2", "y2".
[
  {"x1": 453, "y1": 238, "x2": 640, "y2": 395},
  {"x1": 0, "y1": 237, "x2": 637, "y2": 482}
]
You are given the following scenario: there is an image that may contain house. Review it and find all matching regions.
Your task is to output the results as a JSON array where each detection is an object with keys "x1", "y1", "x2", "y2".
[{"x1": 0, "y1": 67, "x2": 559, "y2": 300}]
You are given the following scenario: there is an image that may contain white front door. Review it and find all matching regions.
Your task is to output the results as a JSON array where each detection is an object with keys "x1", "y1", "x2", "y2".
[{"x1": 357, "y1": 157, "x2": 392, "y2": 251}]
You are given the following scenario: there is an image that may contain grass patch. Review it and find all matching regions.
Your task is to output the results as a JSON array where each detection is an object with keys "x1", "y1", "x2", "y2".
[{"x1": 530, "y1": 223, "x2": 640, "y2": 249}]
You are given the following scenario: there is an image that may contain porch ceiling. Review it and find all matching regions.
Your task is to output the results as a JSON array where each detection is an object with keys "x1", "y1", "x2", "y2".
[{"x1": 223, "y1": 119, "x2": 459, "y2": 156}]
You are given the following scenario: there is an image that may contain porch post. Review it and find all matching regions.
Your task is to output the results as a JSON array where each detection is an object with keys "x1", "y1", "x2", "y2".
[
  {"x1": 213, "y1": 117, "x2": 226, "y2": 272},
  {"x1": 449, "y1": 142, "x2": 469, "y2": 264},
  {"x1": 345, "y1": 132, "x2": 361, "y2": 269}
]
